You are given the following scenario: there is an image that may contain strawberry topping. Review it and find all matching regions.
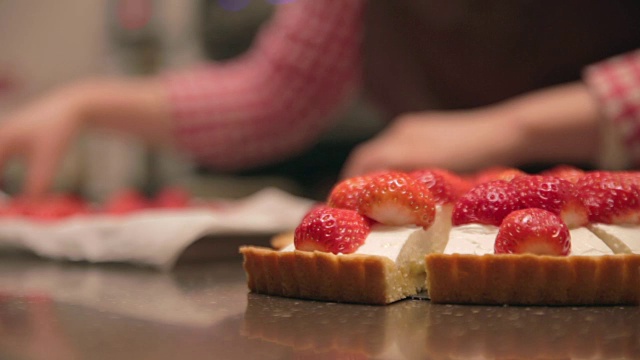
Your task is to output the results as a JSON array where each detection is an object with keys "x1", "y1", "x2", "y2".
[
  {"x1": 409, "y1": 168, "x2": 472, "y2": 204},
  {"x1": 575, "y1": 171, "x2": 640, "y2": 224},
  {"x1": 510, "y1": 175, "x2": 588, "y2": 228},
  {"x1": 327, "y1": 175, "x2": 372, "y2": 211},
  {"x1": 294, "y1": 206, "x2": 372, "y2": 254},
  {"x1": 540, "y1": 165, "x2": 585, "y2": 183},
  {"x1": 494, "y1": 208, "x2": 571, "y2": 256},
  {"x1": 357, "y1": 171, "x2": 436, "y2": 228},
  {"x1": 472, "y1": 166, "x2": 526, "y2": 184},
  {"x1": 452, "y1": 180, "x2": 519, "y2": 226}
]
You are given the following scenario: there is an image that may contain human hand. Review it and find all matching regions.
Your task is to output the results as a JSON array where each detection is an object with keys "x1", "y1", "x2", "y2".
[
  {"x1": 342, "y1": 108, "x2": 524, "y2": 178},
  {"x1": 342, "y1": 82, "x2": 601, "y2": 178},
  {"x1": 0, "y1": 86, "x2": 87, "y2": 197},
  {"x1": 0, "y1": 78, "x2": 170, "y2": 197}
]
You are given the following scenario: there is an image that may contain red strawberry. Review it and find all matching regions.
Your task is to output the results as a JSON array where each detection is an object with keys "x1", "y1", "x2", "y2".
[
  {"x1": 575, "y1": 171, "x2": 640, "y2": 224},
  {"x1": 509, "y1": 175, "x2": 588, "y2": 228},
  {"x1": 294, "y1": 206, "x2": 372, "y2": 254},
  {"x1": 472, "y1": 166, "x2": 526, "y2": 185},
  {"x1": 409, "y1": 168, "x2": 472, "y2": 204},
  {"x1": 540, "y1": 165, "x2": 585, "y2": 183},
  {"x1": 494, "y1": 208, "x2": 571, "y2": 256},
  {"x1": 18, "y1": 194, "x2": 91, "y2": 221},
  {"x1": 327, "y1": 175, "x2": 372, "y2": 210},
  {"x1": 452, "y1": 180, "x2": 519, "y2": 226},
  {"x1": 153, "y1": 187, "x2": 191, "y2": 209},
  {"x1": 357, "y1": 171, "x2": 436, "y2": 228},
  {"x1": 104, "y1": 189, "x2": 149, "y2": 215}
]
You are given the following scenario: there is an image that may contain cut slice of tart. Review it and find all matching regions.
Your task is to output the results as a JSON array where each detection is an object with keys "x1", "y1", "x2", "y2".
[
  {"x1": 241, "y1": 171, "x2": 456, "y2": 305},
  {"x1": 241, "y1": 206, "x2": 452, "y2": 305}
]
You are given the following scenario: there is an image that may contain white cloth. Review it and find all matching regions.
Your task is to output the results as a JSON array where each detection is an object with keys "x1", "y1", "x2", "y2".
[{"x1": 0, "y1": 188, "x2": 314, "y2": 270}]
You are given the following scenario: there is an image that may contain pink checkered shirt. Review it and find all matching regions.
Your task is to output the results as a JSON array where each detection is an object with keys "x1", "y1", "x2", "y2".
[
  {"x1": 585, "y1": 50, "x2": 640, "y2": 169},
  {"x1": 165, "y1": 0, "x2": 365, "y2": 171},
  {"x1": 166, "y1": 0, "x2": 640, "y2": 171}
]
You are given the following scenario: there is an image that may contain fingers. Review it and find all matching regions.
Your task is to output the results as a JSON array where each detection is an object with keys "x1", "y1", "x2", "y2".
[
  {"x1": 0, "y1": 127, "x2": 22, "y2": 192},
  {"x1": 23, "y1": 137, "x2": 68, "y2": 198}
]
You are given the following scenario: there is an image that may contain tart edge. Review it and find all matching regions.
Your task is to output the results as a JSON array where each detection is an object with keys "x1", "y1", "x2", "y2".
[
  {"x1": 425, "y1": 253, "x2": 640, "y2": 305},
  {"x1": 240, "y1": 246, "x2": 423, "y2": 305}
]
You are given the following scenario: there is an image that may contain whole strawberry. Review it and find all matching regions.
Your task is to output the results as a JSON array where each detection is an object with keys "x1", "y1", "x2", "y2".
[
  {"x1": 452, "y1": 180, "x2": 519, "y2": 226},
  {"x1": 294, "y1": 206, "x2": 372, "y2": 254},
  {"x1": 494, "y1": 208, "x2": 571, "y2": 256}
]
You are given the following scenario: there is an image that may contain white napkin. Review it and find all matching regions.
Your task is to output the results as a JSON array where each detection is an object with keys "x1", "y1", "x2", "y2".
[{"x1": 0, "y1": 187, "x2": 315, "y2": 270}]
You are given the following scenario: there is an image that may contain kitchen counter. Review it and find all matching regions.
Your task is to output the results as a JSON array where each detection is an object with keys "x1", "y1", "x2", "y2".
[{"x1": 0, "y1": 247, "x2": 639, "y2": 360}]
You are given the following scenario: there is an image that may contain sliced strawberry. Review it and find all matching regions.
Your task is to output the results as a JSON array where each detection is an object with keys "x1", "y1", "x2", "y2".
[
  {"x1": 327, "y1": 175, "x2": 372, "y2": 210},
  {"x1": 575, "y1": 171, "x2": 640, "y2": 224},
  {"x1": 452, "y1": 180, "x2": 519, "y2": 226},
  {"x1": 472, "y1": 166, "x2": 527, "y2": 185},
  {"x1": 509, "y1": 175, "x2": 588, "y2": 228},
  {"x1": 153, "y1": 187, "x2": 191, "y2": 209},
  {"x1": 494, "y1": 208, "x2": 571, "y2": 256},
  {"x1": 104, "y1": 189, "x2": 149, "y2": 215},
  {"x1": 18, "y1": 194, "x2": 91, "y2": 221},
  {"x1": 540, "y1": 165, "x2": 585, "y2": 183},
  {"x1": 294, "y1": 206, "x2": 372, "y2": 254},
  {"x1": 357, "y1": 171, "x2": 435, "y2": 228},
  {"x1": 409, "y1": 168, "x2": 472, "y2": 204}
]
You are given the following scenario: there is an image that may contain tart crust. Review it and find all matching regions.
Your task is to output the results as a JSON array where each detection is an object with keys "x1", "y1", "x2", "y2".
[
  {"x1": 240, "y1": 246, "x2": 424, "y2": 305},
  {"x1": 425, "y1": 253, "x2": 640, "y2": 305}
]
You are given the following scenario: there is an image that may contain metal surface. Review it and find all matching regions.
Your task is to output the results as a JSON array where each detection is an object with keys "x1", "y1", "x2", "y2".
[{"x1": 0, "y1": 251, "x2": 639, "y2": 360}]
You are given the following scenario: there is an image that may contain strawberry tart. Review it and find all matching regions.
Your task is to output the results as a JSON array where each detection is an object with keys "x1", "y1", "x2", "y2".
[{"x1": 240, "y1": 167, "x2": 640, "y2": 305}]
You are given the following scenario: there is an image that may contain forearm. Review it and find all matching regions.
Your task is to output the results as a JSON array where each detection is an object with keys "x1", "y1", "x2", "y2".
[
  {"x1": 72, "y1": 77, "x2": 172, "y2": 146},
  {"x1": 167, "y1": 0, "x2": 365, "y2": 171},
  {"x1": 497, "y1": 82, "x2": 602, "y2": 166}
]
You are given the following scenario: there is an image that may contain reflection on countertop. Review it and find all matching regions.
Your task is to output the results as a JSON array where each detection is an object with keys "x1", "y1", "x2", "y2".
[{"x1": 0, "y1": 253, "x2": 639, "y2": 359}]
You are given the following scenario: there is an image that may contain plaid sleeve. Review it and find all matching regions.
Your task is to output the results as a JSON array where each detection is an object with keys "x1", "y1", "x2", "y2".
[
  {"x1": 584, "y1": 50, "x2": 640, "y2": 170},
  {"x1": 163, "y1": 0, "x2": 365, "y2": 171}
]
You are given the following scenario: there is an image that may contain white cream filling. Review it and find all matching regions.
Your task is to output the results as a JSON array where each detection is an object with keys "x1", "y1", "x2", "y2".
[
  {"x1": 444, "y1": 224, "x2": 613, "y2": 256},
  {"x1": 444, "y1": 224, "x2": 498, "y2": 255},
  {"x1": 282, "y1": 205, "x2": 452, "y2": 271},
  {"x1": 588, "y1": 224, "x2": 640, "y2": 254}
]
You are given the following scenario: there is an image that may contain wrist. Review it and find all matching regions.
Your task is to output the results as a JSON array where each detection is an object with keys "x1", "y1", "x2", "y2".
[
  {"x1": 59, "y1": 78, "x2": 111, "y2": 130},
  {"x1": 498, "y1": 83, "x2": 601, "y2": 166},
  {"x1": 62, "y1": 77, "x2": 171, "y2": 145},
  {"x1": 479, "y1": 105, "x2": 530, "y2": 167}
]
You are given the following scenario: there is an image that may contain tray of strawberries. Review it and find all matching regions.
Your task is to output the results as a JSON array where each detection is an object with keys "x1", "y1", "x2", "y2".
[{"x1": 0, "y1": 187, "x2": 314, "y2": 270}]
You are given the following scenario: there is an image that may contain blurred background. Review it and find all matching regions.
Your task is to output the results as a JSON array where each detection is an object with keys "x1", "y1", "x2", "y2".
[{"x1": 0, "y1": 0, "x2": 383, "y2": 201}]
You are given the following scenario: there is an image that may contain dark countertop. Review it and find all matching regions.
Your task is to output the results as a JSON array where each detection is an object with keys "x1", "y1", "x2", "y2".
[{"x1": 0, "y1": 248, "x2": 639, "y2": 360}]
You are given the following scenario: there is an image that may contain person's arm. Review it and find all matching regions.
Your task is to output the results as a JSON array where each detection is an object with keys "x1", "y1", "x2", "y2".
[
  {"x1": 341, "y1": 82, "x2": 602, "y2": 178},
  {"x1": 583, "y1": 49, "x2": 640, "y2": 170},
  {"x1": 0, "y1": 77, "x2": 169, "y2": 196},
  {"x1": 165, "y1": 0, "x2": 365, "y2": 170},
  {"x1": 0, "y1": 0, "x2": 365, "y2": 196}
]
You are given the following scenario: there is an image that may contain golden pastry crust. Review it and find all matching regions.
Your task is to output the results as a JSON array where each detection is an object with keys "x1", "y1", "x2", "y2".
[
  {"x1": 240, "y1": 246, "x2": 424, "y2": 305},
  {"x1": 425, "y1": 253, "x2": 640, "y2": 305}
]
